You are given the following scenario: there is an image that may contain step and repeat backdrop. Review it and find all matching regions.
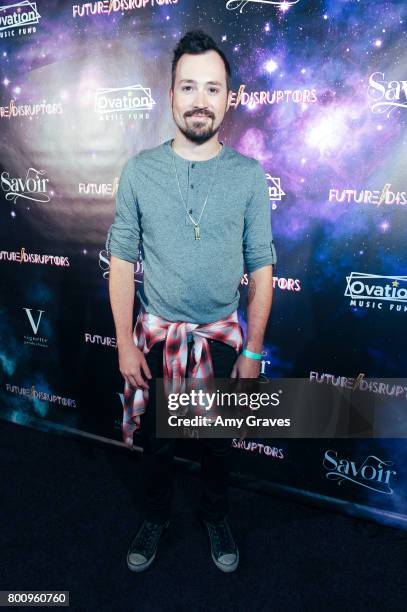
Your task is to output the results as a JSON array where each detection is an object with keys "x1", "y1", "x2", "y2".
[{"x1": 0, "y1": 0, "x2": 406, "y2": 528}]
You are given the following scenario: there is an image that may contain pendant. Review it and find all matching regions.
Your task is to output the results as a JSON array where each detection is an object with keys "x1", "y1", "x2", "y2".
[{"x1": 194, "y1": 225, "x2": 201, "y2": 240}]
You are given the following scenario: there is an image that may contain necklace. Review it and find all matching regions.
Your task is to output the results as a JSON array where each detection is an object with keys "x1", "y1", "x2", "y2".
[{"x1": 171, "y1": 139, "x2": 223, "y2": 240}]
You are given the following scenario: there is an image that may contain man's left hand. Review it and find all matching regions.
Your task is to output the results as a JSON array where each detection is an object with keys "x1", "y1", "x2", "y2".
[{"x1": 230, "y1": 354, "x2": 262, "y2": 379}]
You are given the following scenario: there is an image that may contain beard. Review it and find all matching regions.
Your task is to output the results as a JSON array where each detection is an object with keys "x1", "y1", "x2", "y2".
[{"x1": 174, "y1": 110, "x2": 222, "y2": 144}]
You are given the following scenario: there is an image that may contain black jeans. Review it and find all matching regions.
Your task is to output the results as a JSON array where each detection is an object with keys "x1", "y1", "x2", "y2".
[{"x1": 139, "y1": 338, "x2": 239, "y2": 524}]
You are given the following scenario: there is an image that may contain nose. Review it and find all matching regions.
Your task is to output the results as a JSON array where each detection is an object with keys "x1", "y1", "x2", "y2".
[{"x1": 193, "y1": 88, "x2": 208, "y2": 110}]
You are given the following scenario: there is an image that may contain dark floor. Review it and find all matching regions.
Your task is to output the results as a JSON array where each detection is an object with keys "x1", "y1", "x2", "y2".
[{"x1": 0, "y1": 419, "x2": 406, "y2": 612}]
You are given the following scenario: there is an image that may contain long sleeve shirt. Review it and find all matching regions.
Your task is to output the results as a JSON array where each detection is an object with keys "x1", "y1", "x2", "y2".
[{"x1": 105, "y1": 138, "x2": 277, "y2": 324}]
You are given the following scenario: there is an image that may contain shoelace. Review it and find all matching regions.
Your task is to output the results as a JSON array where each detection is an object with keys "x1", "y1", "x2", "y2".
[
  {"x1": 135, "y1": 522, "x2": 162, "y2": 554},
  {"x1": 208, "y1": 521, "x2": 235, "y2": 553}
]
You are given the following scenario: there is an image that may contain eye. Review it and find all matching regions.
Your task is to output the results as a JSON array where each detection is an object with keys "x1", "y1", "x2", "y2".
[
  {"x1": 209, "y1": 88, "x2": 219, "y2": 93},
  {"x1": 182, "y1": 86, "x2": 192, "y2": 91}
]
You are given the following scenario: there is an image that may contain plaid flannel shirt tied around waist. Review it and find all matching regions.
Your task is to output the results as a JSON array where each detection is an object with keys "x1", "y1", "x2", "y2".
[{"x1": 122, "y1": 307, "x2": 244, "y2": 447}]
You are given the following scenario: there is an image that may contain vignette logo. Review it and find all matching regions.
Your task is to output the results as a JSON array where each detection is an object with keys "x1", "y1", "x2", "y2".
[
  {"x1": 23, "y1": 307, "x2": 48, "y2": 348},
  {"x1": 0, "y1": 0, "x2": 41, "y2": 38},
  {"x1": 95, "y1": 85, "x2": 156, "y2": 121},
  {"x1": 323, "y1": 449, "x2": 397, "y2": 495},
  {"x1": 345, "y1": 272, "x2": 407, "y2": 313}
]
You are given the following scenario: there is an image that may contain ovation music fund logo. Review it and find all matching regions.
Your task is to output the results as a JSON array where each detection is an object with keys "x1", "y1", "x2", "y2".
[
  {"x1": 345, "y1": 272, "x2": 407, "y2": 313},
  {"x1": 1, "y1": 168, "x2": 51, "y2": 204},
  {"x1": 0, "y1": 1, "x2": 41, "y2": 38},
  {"x1": 95, "y1": 85, "x2": 156, "y2": 121},
  {"x1": 323, "y1": 450, "x2": 397, "y2": 495},
  {"x1": 368, "y1": 72, "x2": 407, "y2": 117},
  {"x1": 23, "y1": 308, "x2": 48, "y2": 348},
  {"x1": 226, "y1": 0, "x2": 301, "y2": 13}
]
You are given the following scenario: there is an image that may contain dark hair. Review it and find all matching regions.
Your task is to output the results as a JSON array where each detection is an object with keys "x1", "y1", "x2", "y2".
[{"x1": 171, "y1": 29, "x2": 231, "y2": 92}]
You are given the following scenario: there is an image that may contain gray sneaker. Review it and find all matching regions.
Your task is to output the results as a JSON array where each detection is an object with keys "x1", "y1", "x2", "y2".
[
  {"x1": 203, "y1": 518, "x2": 239, "y2": 573},
  {"x1": 127, "y1": 519, "x2": 170, "y2": 573}
]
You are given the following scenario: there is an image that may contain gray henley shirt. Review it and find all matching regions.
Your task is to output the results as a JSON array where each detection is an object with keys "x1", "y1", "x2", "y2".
[{"x1": 105, "y1": 138, "x2": 277, "y2": 324}]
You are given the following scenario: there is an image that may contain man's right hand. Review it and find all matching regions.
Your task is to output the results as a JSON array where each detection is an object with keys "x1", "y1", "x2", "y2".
[{"x1": 118, "y1": 342, "x2": 152, "y2": 390}]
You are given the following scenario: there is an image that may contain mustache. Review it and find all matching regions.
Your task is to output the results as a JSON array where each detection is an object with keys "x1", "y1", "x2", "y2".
[{"x1": 185, "y1": 110, "x2": 214, "y2": 118}]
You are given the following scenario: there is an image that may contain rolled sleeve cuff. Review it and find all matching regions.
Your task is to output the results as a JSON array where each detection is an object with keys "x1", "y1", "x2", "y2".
[
  {"x1": 105, "y1": 225, "x2": 139, "y2": 264},
  {"x1": 244, "y1": 240, "x2": 277, "y2": 273}
]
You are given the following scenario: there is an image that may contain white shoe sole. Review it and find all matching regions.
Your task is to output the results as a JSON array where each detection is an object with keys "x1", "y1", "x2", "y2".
[
  {"x1": 127, "y1": 549, "x2": 157, "y2": 573},
  {"x1": 211, "y1": 547, "x2": 239, "y2": 573},
  {"x1": 126, "y1": 521, "x2": 169, "y2": 573}
]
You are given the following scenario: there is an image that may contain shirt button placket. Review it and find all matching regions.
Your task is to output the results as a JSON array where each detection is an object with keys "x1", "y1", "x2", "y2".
[{"x1": 190, "y1": 162, "x2": 194, "y2": 189}]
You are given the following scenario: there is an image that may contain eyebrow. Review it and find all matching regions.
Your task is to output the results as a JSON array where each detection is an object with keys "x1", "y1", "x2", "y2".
[{"x1": 179, "y1": 79, "x2": 223, "y2": 86}]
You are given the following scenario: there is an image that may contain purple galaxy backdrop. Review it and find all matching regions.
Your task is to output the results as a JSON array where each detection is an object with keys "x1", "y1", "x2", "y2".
[{"x1": 0, "y1": 0, "x2": 406, "y2": 524}]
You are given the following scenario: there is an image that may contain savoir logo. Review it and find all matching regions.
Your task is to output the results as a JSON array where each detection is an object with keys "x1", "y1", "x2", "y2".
[
  {"x1": 368, "y1": 72, "x2": 407, "y2": 116},
  {"x1": 323, "y1": 449, "x2": 397, "y2": 495}
]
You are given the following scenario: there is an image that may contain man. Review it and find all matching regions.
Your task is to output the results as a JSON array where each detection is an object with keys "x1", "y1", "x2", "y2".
[{"x1": 106, "y1": 29, "x2": 277, "y2": 573}]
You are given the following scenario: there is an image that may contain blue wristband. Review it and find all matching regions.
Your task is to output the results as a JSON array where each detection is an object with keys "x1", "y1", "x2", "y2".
[{"x1": 242, "y1": 348, "x2": 263, "y2": 360}]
